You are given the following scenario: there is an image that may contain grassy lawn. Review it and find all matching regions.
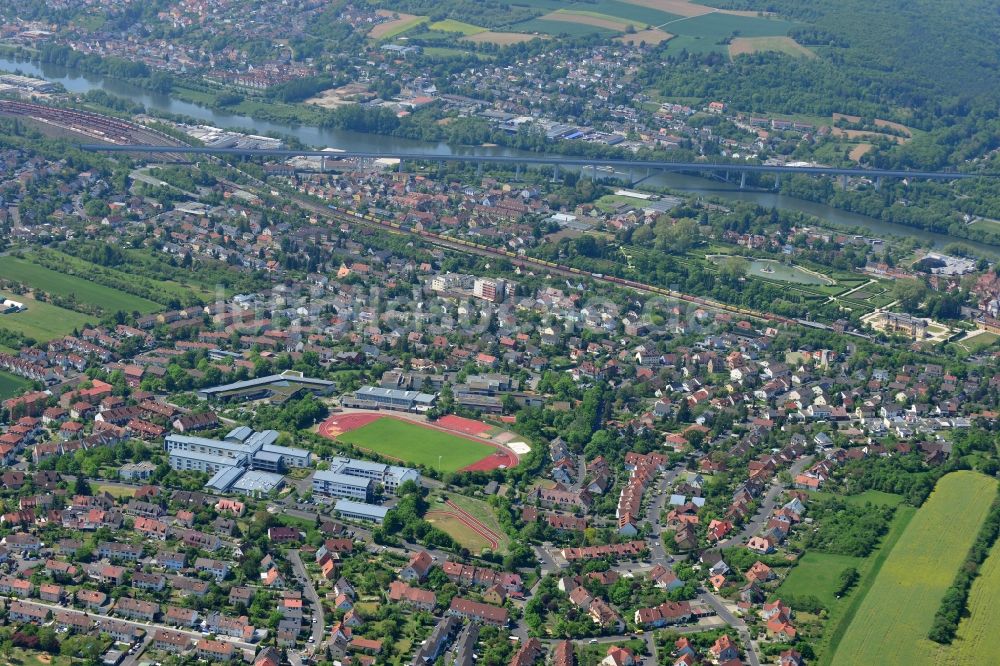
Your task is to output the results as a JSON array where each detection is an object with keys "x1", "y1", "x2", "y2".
[
  {"x1": 810, "y1": 489, "x2": 904, "y2": 508},
  {"x1": 438, "y1": 491, "x2": 510, "y2": 551},
  {"x1": 7, "y1": 649, "x2": 70, "y2": 666},
  {"x1": 425, "y1": 512, "x2": 494, "y2": 552},
  {"x1": 0, "y1": 292, "x2": 94, "y2": 342},
  {"x1": 956, "y1": 330, "x2": 1000, "y2": 354},
  {"x1": 0, "y1": 370, "x2": 33, "y2": 400},
  {"x1": 830, "y1": 471, "x2": 998, "y2": 666},
  {"x1": 41, "y1": 248, "x2": 217, "y2": 303},
  {"x1": 0, "y1": 256, "x2": 162, "y2": 314},
  {"x1": 336, "y1": 418, "x2": 495, "y2": 472},
  {"x1": 778, "y1": 552, "x2": 863, "y2": 609},
  {"x1": 96, "y1": 484, "x2": 137, "y2": 498}
]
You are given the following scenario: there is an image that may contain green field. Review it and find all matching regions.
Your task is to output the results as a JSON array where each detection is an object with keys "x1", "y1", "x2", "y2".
[
  {"x1": 810, "y1": 489, "x2": 905, "y2": 508},
  {"x1": 374, "y1": 15, "x2": 429, "y2": 39},
  {"x1": 662, "y1": 12, "x2": 796, "y2": 55},
  {"x1": 778, "y1": 551, "x2": 863, "y2": 609},
  {"x1": 583, "y1": 0, "x2": 678, "y2": 25},
  {"x1": 0, "y1": 293, "x2": 94, "y2": 342},
  {"x1": 443, "y1": 492, "x2": 511, "y2": 551},
  {"x1": 0, "y1": 370, "x2": 33, "y2": 400},
  {"x1": 931, "y1": 540, "x2": 1000, "y2": 664},
  {"x1": 0, "y1": 256, "x2": 162, "y2": 314},
  {"x1": 510, "y1": 18, "x2": 618, "y2": 36},
  {"x1": 831, "y1": 471, "x2": 999, "y2": 666},
  {"x1": 428, "y1": 19, "x2": 487, "y2": 35},
  {"x1": 957, "y1": 331, "x2": 1000, "y2": 354},
  {"x1": 336, "y1": 418, "x2": 496, "y2": 472},
  {"x1": 426, "y1": 511, "x2": 494, "y2": 551},
  {"x1": 22, "y1": 248, "x2": 216, "y2": 306}
]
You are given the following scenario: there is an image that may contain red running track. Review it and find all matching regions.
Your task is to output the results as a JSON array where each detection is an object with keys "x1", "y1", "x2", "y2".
[
  {"x1": 445, "y1": 499, "x2": 502, "y2": 543},
  {"x1": 317, "y1": 412, "x2": 518, "y2": 473},
  {"x1": 426, "y1": 509, "x2": 499, "y2": 550}
]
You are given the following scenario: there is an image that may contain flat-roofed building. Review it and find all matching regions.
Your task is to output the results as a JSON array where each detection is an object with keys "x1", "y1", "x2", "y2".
[
  {"x1": 334, "y1": 499, "x2": 389, "y2": 524},
  {"x1": 312, "y1": 471, "x2": 372, "y2": 501},
  {"x1": 196, "y1": 371, "x2": 334, "y2": 403},
  {"x1": 348, "y1": 386, "x2": 437, "y2": 412}
]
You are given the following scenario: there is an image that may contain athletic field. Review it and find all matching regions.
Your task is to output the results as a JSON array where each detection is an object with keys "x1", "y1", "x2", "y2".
[{"x1": 318, "y1": 413, "x2": 515, "y2": 473}]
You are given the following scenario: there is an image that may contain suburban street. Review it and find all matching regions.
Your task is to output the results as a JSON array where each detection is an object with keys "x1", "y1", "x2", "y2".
[
  {"x1": 288, "y1": 549, "x2": 325, "y2": 646},
  {"x1": 698, "y1": 592, "x2": 761, "y2": 666},
  {"x1": 721, "y1": 455, "x2": 814, "y2": 548},
  {"x1": 0, "y1": 594, "x2": 258, "y2": 651}
]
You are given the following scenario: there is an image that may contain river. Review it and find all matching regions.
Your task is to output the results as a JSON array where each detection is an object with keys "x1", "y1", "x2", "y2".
[{"x1": 3, "y1": 55, "x2": 998, "y2": 257}]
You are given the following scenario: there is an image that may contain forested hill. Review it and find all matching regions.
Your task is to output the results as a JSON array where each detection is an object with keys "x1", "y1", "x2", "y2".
[{"x1": 705, "y1": 0, "x2": 1000, "y2": 104}]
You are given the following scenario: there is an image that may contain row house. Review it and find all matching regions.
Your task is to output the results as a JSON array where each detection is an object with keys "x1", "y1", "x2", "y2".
[{"x1": 114, "y1": 597, "x2": 158, "y2": 622}]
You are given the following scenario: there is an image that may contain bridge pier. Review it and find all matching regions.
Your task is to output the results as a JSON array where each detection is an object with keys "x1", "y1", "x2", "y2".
[
  {"x1": 739, "y1": 172, "x2": 747, "y2": 189},
  {"x1": 515, "y1": 163, "x2": 521, "y2": 180},
  {"x1": 398, "y1": 158, "x2": 405, "y2": 173},
  {"x1": 590, "y1": 164, "x2": 596, "y2": 182},
  {"x1": 874, "y1": 176, "x2": 882, "y2": 192},
  {"x1": 724, "y1": 170, "x2": 730, "y2": 183},
  {"x1": 477, "y1": 161, "x2": 483, "y2": 177},
  {"x1": 774, "y1": 173, "x2": 781, "y2": 190},
  {"x1": 552, "y1": 164, "x2": 560, "y2": 183},
  {"x1": 839, "y1": 174, "x2": 848, "y2": 190}
]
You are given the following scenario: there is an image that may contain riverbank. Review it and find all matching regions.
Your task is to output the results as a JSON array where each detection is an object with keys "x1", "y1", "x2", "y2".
[{"x1": 1, "y1": 48, "x2": 998, "y2": 257}]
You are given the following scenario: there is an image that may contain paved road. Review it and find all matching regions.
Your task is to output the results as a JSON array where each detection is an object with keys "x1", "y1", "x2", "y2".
[
  {"x1": 720, "y1": 455, "x2": 814, "y2": 548},
  {"x1": 698, "y1": 592, "x2": 760, "y2": 666},
  {"x1": 0, "y1": 594, "x2": 257, "y2": 650},
  {"x1": 121, "y1": 631, "x2": 154, "y2": 666},
  {"x1": 85, "y1": 143, "x2": 990, "y2": 180},
  {"x1": 288, "y1": 549, "x2": 325, "y2": 646},
  {"x1": 647, "y1": 461, "x2": 691, "y2": 566}
]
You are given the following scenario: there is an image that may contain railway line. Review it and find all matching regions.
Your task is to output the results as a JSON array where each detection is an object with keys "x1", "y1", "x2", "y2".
[
  {"x1": 283, "y1": 189, "x2": 801, "y2": 327},
  {"x1": 0, "y1": 100, "x2": 186, "y2": 159}
]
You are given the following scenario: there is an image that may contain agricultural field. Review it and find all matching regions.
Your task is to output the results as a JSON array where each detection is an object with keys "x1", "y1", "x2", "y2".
[
  {"x1": 463, "y1": 31, "x2": 541, "y2": 45},
  {"x1": 538, "y1": 10, "x2": 639, "y2": 32},
  {"x1": 0, "y1": 292, "x2": 93, "y2": 342},
  {"x1": 368, "y1": 11, "x2": 428, "y2": 39},
  {"x1": 618, "y1": 28, "x2": 673, "y2": 45},
  {"x1": 729, "y1": 36, "x2": 815, "y2": 58},
  {"x1": 334, "y1": 418, "x2": 497, "y2": 473},
  {"x1": 509, "y1": 18, "x2": 617, "y2": 37},
  {"x1": 0, "y1": 370, "x2": 33, "y2": 400},
  {"x1": 849, "y1": 143, "x2": 874, "y2": 161},
  {"x1": 661, "y1": 12, "x2": 797, "y2": 55},
  {"x1": 427, "y1": 19, "x2": 487, "y2": 35},
  {"x1": 778, "y1": 552, "x2": 863, "y2": 610},
  {"x1": 929, "y1": 542, "x2": 1000, "y2": 664},
  {"x1": 0, "y1": 256, "x2": 162, "y2": 314},
  {"x1": 617, "y1": 0, "x2": 716, "y2": 18},
  {"x1": 830, "y1": 471, "x2": 998, "y2": 666}
]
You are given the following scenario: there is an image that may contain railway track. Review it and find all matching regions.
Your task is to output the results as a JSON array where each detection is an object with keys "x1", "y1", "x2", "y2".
[{"x1": 282, "y1": 190, "x2": 800, "y2": 327}]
